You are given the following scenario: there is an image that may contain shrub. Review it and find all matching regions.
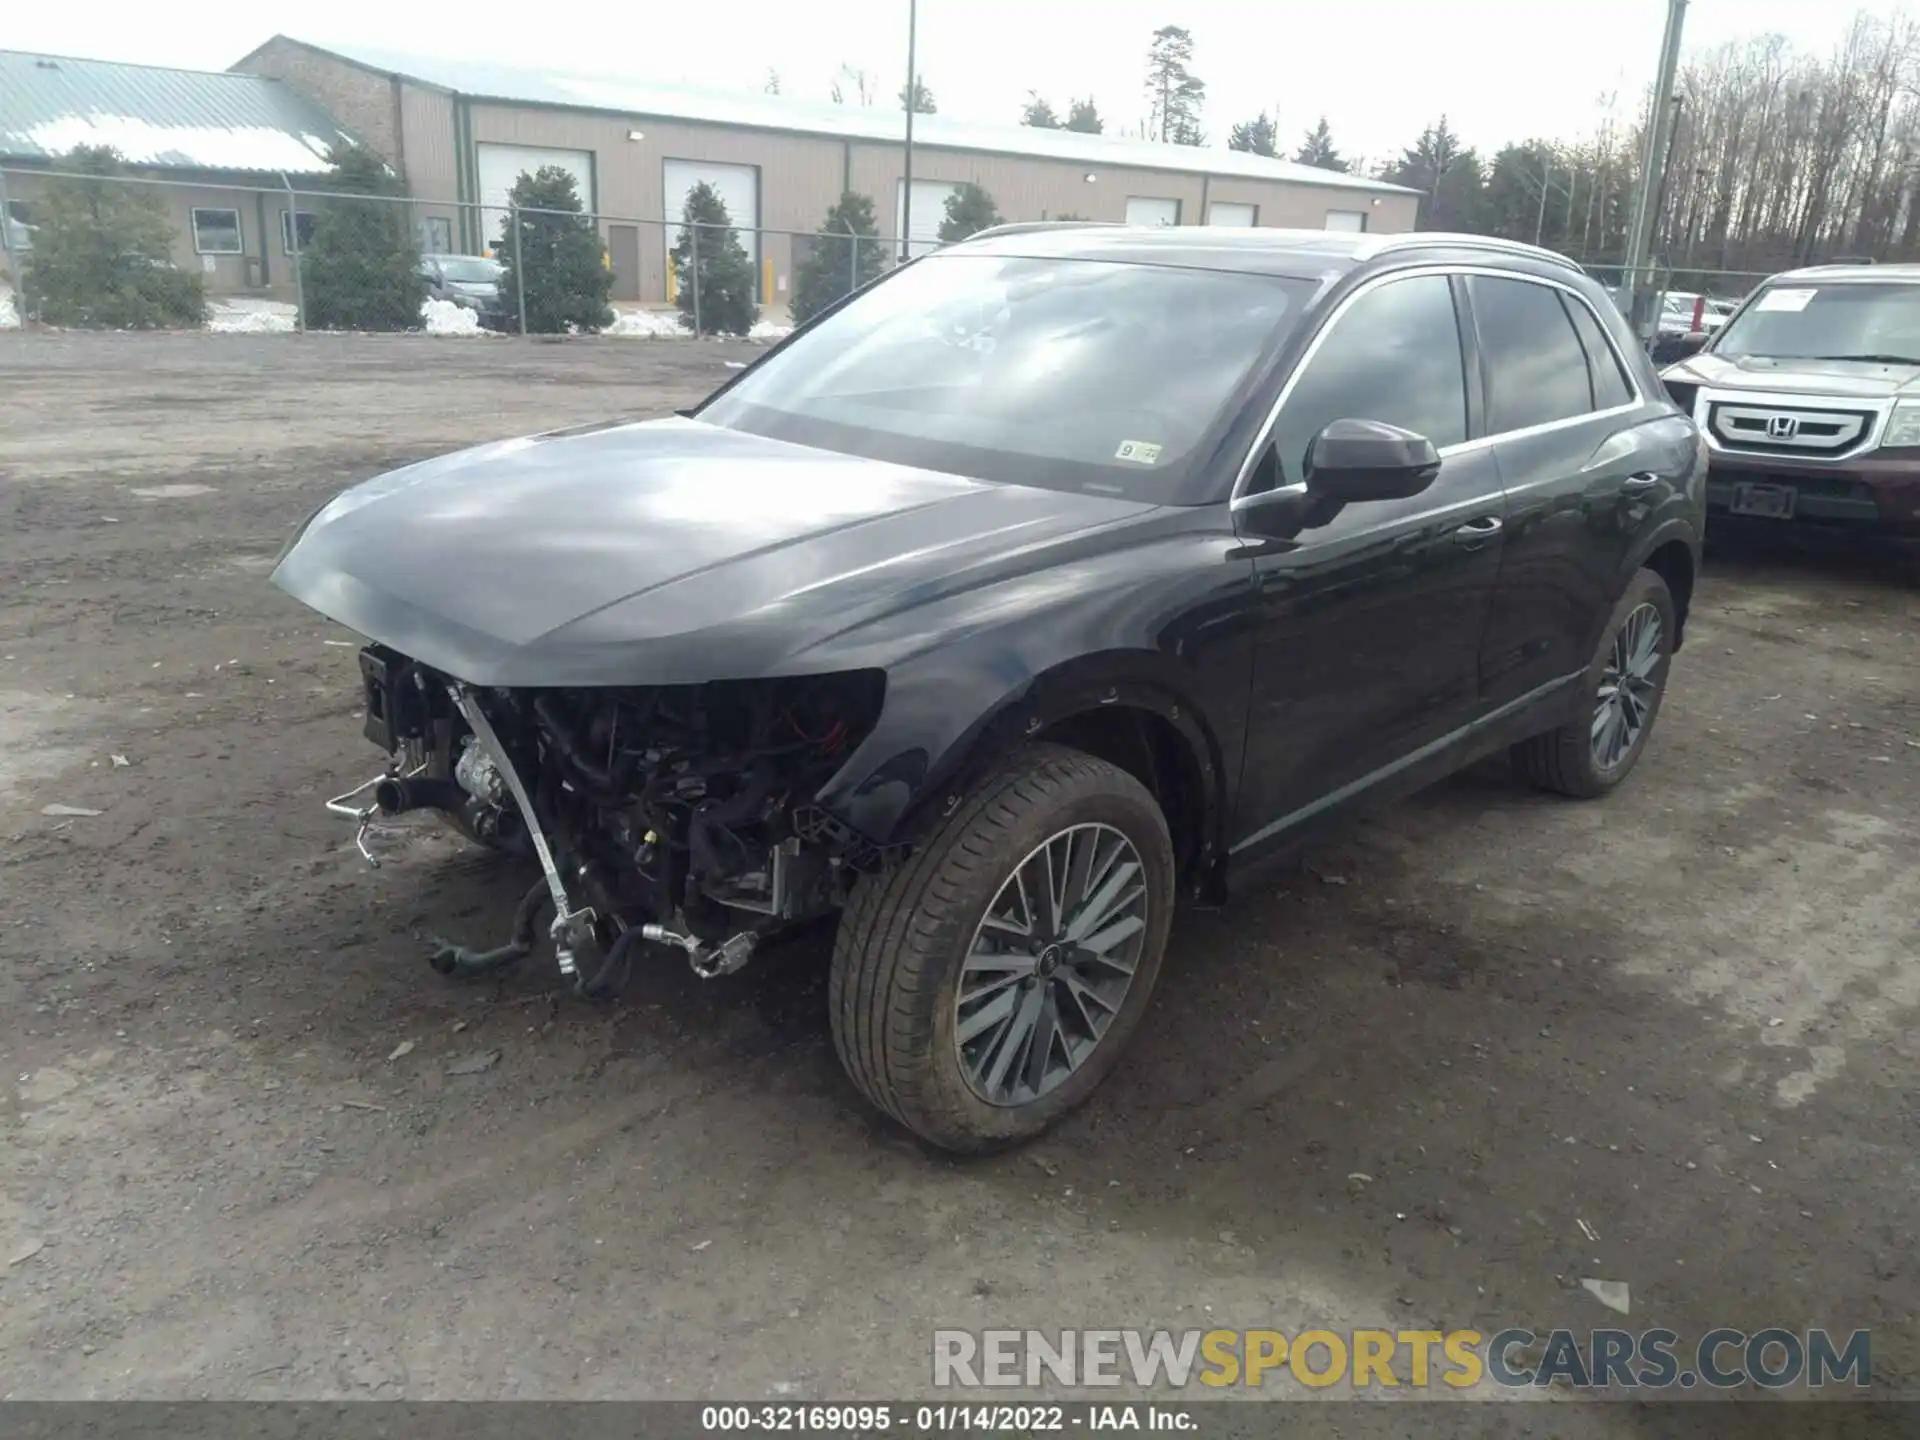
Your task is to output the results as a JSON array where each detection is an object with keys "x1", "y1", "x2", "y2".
[
  {"x1": 938, "y1": 182, "x2": 1003, "y2": 243},
  {"x1": 24, "y1": 146, "x2": 205, "y2": 328},
  {"x1": 299, "y1": 144, "x2": 426, "y2": 331},
  {"x1": 669, "y1": 182, "x2": 759, "y2": 335},
  {"x1": 791, "y1": 192, "x2": 888, "y2": 325},
  {"x1": 495, "y1": 167, "x2": 614, "y2": 334}
]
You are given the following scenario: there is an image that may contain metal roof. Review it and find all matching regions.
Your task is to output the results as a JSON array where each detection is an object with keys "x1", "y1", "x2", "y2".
[
  {"x1": 0, "y1": 50, "x2": 357, "y2": 174},
  {"x1": 262, "y1": 37, "x2": 1417, "y2": 197}
]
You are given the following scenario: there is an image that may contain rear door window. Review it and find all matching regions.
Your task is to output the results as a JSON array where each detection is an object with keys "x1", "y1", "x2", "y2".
[{"x1": 1470, "y1": 276, "x2": 1598, "y2": 434}]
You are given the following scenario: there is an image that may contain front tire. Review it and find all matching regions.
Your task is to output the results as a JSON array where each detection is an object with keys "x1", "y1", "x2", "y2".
[
  {"x1": 1512, "y1": 567, "x2": 1676, "y2": 798},
  {"x1": 829, "y1": 744, "x2": 1174, "y2": 1153}
]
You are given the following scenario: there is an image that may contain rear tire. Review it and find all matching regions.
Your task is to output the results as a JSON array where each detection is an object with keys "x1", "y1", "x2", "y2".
[
  {"x1": 1512, "y1": 568, "x2": 1676, "y2": 798},
  {"x1": 829, "y1": 743, "x2": 1174, "y2": 1153}
]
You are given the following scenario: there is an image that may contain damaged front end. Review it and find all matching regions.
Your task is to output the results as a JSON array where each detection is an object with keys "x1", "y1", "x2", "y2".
[{"x1": 340, "y1": 643, "x2": 887, "y2": 994}]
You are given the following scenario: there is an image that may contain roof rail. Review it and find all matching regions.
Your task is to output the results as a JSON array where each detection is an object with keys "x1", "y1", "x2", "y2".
[
  {"x1": 1353, "y1": 231, "x2": 1584, "y2": 273},
  {"x1": 963, "y1": 220, "x2": 1120, "y2": 241}
]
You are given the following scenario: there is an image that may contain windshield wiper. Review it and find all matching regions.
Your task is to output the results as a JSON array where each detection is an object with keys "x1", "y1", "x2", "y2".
[{"x1": 1808, "y1": 353, "x2": 1920, "y2": 365}]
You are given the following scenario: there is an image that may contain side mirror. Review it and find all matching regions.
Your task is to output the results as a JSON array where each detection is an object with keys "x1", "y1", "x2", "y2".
[
  {"x1": 1304, "y1": 418, "x2": 1442, "y2": 504},
  {"x1": 1672, "y1": 330, "x2": 1712, "y2": 357}
]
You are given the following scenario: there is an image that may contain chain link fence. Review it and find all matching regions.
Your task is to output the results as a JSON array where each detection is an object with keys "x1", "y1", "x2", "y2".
[{"x1": 0, "y1": 164, "x2": 915, "y2": 338}]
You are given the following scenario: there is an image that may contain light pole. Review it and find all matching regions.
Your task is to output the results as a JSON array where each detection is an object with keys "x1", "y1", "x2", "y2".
[
  {"x1": 900, "y1": 0, "x2": 918, "y2": 264},
  {"x1": 1622, "y1": 0, "x2": 1689, "y2": 339}
]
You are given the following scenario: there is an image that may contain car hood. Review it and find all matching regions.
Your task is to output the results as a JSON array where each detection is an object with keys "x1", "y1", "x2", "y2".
[
  {"x1": 1664, "y1": 350, "x2": 1920, "y2": 399},
  {"x1": 271, "y1": 417, "x2": 1158, "y2": 685}
]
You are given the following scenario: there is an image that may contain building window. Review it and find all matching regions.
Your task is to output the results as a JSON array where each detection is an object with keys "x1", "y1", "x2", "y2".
[
  {"x1": 3, "y1": 199, "x2": 31, "y2": 251},
  {"x1": 191, "y1": 208, "x2": 243, "y2": 255},
  {"x1": 280, "y1": 208, "x2": 318, "y2": 255},
  {"x1": 1324, "y1": 209, "x2": 1368, "y2": 233},
  {"x1": 419, "y1": 216, "x2": 453, "y2": 254}
]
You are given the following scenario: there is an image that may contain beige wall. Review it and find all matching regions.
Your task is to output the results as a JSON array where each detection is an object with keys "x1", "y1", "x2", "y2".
[
  {"x1": 464, "y1": 103, "x2": 848, "y2": 302},
  {"x1": 249, "y1": 42, "x2": 1420, "y2": 304},
  {"x1": 237, "y1": 36, "x2": 400, "y2": 161}
]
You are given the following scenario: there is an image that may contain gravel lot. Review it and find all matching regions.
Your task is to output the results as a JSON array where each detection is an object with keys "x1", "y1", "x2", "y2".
[{"x1": 2, "y1": 333, "x2": 1916, "y2": 1413}]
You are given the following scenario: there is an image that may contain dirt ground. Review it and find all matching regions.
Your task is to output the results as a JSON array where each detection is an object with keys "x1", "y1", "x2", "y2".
[{"x1": 2, "y1": 332, "x2": 1916, "y2": 1413}]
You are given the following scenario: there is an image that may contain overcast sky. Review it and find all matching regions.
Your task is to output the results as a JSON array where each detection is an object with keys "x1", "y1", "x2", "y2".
[{"x1": 11, "y1": 0, "x2": 1909, "y2": 163}]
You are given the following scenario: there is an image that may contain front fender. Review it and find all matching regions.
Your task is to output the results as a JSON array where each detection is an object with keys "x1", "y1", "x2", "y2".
[{"x1": 805, "y1": 514, "x2": 1258, "y2": 850}]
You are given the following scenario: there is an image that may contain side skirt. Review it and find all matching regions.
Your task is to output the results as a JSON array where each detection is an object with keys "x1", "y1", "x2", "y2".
[{"x1": 1219, "y1": 673, "x2": 1584, "y2": 886}]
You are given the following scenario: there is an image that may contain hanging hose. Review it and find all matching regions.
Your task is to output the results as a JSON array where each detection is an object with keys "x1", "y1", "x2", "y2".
[
  {"x1": 428, "y1": 879, "x2": 552, "y2": 977},
  {"x1": 573, "y1": 923, "x2": 644, "y2": 1001}
]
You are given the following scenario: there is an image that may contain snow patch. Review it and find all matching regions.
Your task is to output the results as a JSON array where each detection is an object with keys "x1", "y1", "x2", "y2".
[
  {"x1": 749, "y1": 321, "x2": 794, "y2": 341},
  {"x1": 25, "y1": 117, "x2": 334, "y2": 174},
  {"x1": 0, "y1": 289, "x2": 17, "y2": 330},
  {"x1": 208, "y1": 300, "x2": 296, "y2": 334},
  {"x1": 605, "y1": 308, "x2": 689, "y2": 339},
  {"x1": 421, "y1": 298, "x2": 484, "y2": 336}
]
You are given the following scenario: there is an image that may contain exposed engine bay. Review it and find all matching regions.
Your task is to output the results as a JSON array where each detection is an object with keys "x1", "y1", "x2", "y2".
[{"x1": 334, "y1": 644, "x2": 888, "y2": 994}]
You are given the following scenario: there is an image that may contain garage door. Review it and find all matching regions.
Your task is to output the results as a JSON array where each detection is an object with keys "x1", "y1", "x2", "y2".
[
  {"x1": 664, "y1": 159, "x2": 760, "y2": 285},
  {"x1": 1324, "y1": 209, "x2": 1368, "y2": 232},
  {"x1": 1207, "y1": 201, "x2": 1257, "y2": 227},
  {"x1": 476, "y1": 143, "x2": 594, "y2": 252},
  {"x1": 897, "y1": 179, "x2": 961, "y2": 257},
  {"x1": 1125, "y1": 196, "x2": 1180, "y2": 227}
]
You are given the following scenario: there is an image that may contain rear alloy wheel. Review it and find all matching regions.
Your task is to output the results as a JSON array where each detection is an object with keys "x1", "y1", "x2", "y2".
[
  {"x1": 1512, "y1": 568, "x2": 1676, "y2": 798},
  {"x1": 830, "y1": 744, "x2": 1173, "y2": 1152}
]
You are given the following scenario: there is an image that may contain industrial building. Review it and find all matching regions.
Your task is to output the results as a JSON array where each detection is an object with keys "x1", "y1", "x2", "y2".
[
  {"x1": 2, "y1": 39, "x2": 1421, "y2": 310},
  {"x1": 0, "y1": 50, "x2": 360, "y2": 295},
  {"x1": 238, "y1": 36, "x2": 1419, "y2": 309}
]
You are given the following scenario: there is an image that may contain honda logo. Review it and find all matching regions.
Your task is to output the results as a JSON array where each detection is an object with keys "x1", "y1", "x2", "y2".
[{"x1": 1766, "y1": 414, "x2": 1801, "y2": 440}]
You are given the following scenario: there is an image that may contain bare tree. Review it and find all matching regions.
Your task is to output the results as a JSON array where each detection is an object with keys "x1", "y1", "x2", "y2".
[{"x1": 1425, "y1": 9, "x2": 1920, "y2": 286}]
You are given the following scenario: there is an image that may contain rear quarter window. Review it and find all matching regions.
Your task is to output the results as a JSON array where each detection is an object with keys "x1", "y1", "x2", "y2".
[{"x1": 1561, "y1": 294, "x2": 1636, "y2": 408}]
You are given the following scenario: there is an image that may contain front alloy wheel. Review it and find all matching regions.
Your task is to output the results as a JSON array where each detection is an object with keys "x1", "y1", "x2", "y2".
[
  {"x1": 956, "y1": 823, "x2": 1149, "y2": 1108},
  {"x1": 830, "y1": 744, "x2": 1174, "y2": 1152}
]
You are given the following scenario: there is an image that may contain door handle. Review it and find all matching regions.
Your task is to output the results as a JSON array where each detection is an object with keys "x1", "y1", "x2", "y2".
[
  {"x1": 1452, "y1": 515, "x2": 1503, "y2": 545},
  {"x1": 1622, "y1": 471, "x2": 1662, "y2": 490}
]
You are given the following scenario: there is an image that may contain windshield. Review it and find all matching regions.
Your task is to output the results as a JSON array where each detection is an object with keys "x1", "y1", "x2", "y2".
[
  {"x1": 699, "y1": 254, "x2": 1312, "y2": 501},
  {"x1": 1714, "y1": 281, "x2": 1920, "y2": 362},
  {"x1": 438, "y1": 258, "x2": 501, "y2": 284}
]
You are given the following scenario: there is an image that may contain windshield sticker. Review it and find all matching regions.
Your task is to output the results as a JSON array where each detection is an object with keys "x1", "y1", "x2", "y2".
[
  {"x1": 1115, "y1": 439, "x2": 1163, "y2": 465},
  {"x1": 1756, "y1": 288, "x2": 1817, "y2": 313}
]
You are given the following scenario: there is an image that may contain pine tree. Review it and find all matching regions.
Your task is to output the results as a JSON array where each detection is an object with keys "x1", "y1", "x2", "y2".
[
  {"x1": 1022, "y1": 92, "x2": 1061, "y2": 128},
  {"x1": 938, "y1": 183, "x2": 1003, "y2": 242},
  {"x1": 24, "y1": 145, "x2": 205, "y2": 328},
  {"x1": 1383, "y1": 117, "x2": 1486, "y2": 231},
  {"x1": 1145, "y1": 26, "x2": 1206, "y2": 145},
  {"x1": 495, "y1": 166, "x2": 614, "y2": 333},
  {"x1": 791, "y1": 191, "x2": 888, "y2": 325},
  {"x1": 1064, "y1": 98, "x2": 1104, "y2": 134},
  {"x1": 670, "y1": 181, "x2": 759, "y2": 335},
  {"x1": 900, "y1": 75, "x2": 936, "y2": 113},
  {"x1": 1294, "y1": 118, "x2": 1348, "y2": 172},
  {"x1": 1228, "y1": 113, "x2": 1279, "y2": 157},
  {"x1": 298, "y1": 143, "x2": 425, "y2": 331}
]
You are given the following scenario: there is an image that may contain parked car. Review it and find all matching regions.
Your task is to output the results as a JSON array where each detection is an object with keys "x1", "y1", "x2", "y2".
[
  {"x1": 418, "y1": 253, "x2": 507, "y2": 328},
  {"x1": 273, "y1": 226, "x2": 1704, "y2": 1151},
  {"x1": 1661, "y1": 262, "x2": 1920, "y2": 545}
]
